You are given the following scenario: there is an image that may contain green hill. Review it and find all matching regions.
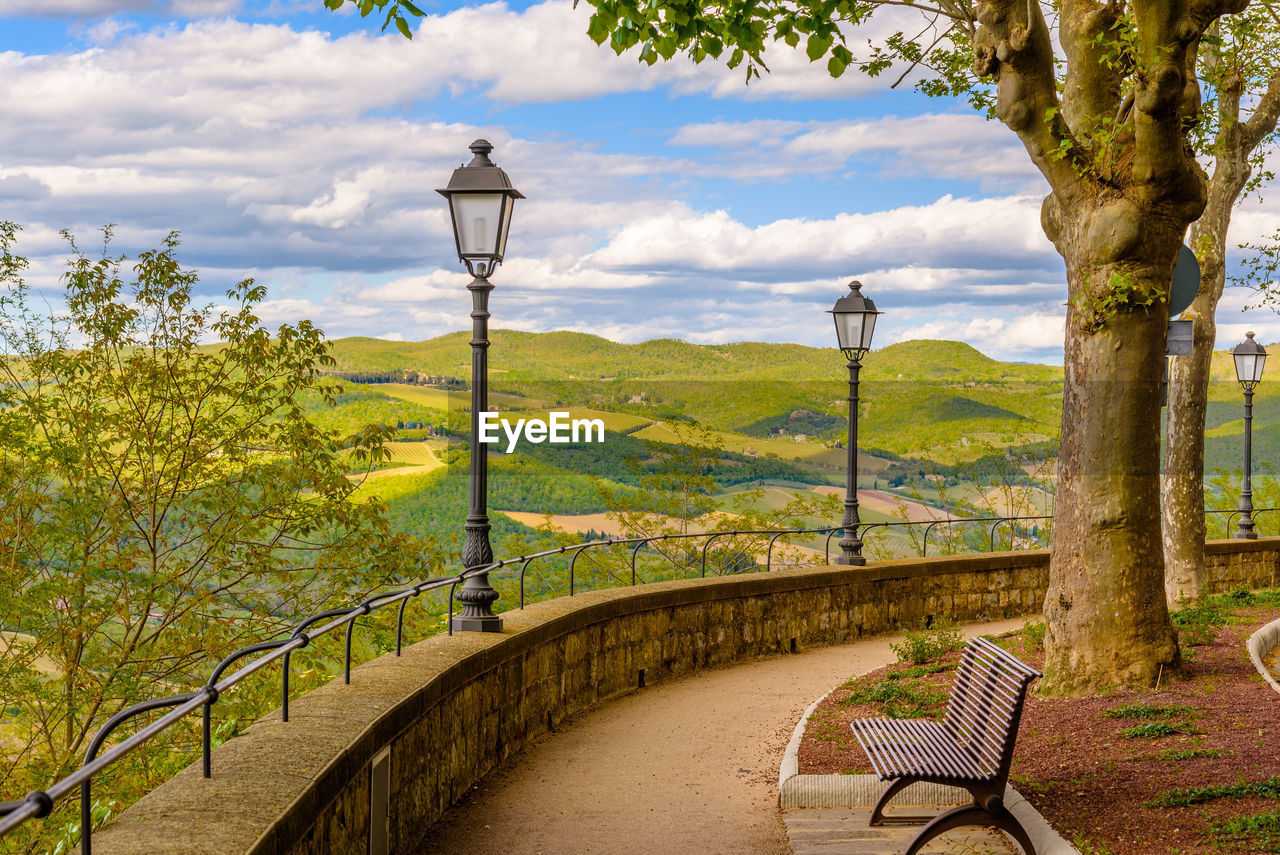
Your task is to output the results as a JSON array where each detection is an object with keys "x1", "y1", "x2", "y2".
[
  {"x1": 324, "y1": 332, "x2": 1064, "y2": 463},
  {"x1": 324, "y1": 330, "x2": 1280, "y2": 480},
  {"x1": 326, "y1": 333, "x2": 1062, "y2": 385}
]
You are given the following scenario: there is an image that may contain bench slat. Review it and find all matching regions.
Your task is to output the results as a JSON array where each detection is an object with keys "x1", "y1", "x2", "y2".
[
  {"x1": 895, "y1": 717, "x2": 988, "y2": 779},
  {"x1": 852, "y1": 718, "x2": 987, "y2": 781},
  {"x1": 850, "y1": 637, "x2": 1040, "y2": 790}
]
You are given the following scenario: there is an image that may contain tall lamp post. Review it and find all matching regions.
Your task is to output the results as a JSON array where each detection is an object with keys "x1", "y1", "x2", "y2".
[
  {"x1": 829, "y1": 280, "x2": 881, "y2": 565},
  {"x1": 1233, "y1": 331, "x2": 1267, "y2": 540},
  {"x1": 437, "y1": 139, "x2": 524, "y2": 631}
]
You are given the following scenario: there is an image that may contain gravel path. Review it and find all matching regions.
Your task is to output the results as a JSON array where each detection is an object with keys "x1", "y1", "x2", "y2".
[{"x1": 418, "y1": 617, "x2": 1025, "y2": 855}]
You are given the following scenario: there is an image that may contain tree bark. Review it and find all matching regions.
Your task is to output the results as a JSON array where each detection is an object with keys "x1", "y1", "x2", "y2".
[
  {"x1": 976, "y1": 0, "x2": 1221, "y2": 693},
  {"x1": 1043, "y1": 258, "x2": 1182, "y2": 693},
  {"x1": 1163, "y1": 66, "x2": 1280, "y2": 605}
]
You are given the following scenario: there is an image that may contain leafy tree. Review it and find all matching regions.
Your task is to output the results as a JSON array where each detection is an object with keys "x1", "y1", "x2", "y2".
[
  {"x1": 1162, "y1": 7, "x2": 1280, "y2": 607},
  {"x1": 0, "y1": 225, "x2": 419, "y2": 853},
  {"x1": 571, "y1": 0, "x2": 1280, "y2": 695}
]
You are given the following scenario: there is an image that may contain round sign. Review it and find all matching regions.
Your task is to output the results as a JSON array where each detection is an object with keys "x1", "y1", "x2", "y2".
[{"x1": 1170, "y1": 244, "x2": 1201, "y2": 317}]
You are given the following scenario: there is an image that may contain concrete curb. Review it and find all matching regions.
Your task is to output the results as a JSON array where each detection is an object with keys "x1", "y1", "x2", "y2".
[
  {"x1": 1247, "y1": 616, "x2": 1280, "y2": 694},
  {"x1": 778, "y1": 691, "x2": 1080, "y2": 855}
]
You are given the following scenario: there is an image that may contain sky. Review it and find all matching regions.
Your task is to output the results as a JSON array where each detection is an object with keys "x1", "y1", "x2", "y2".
[{"x1": 0, "y1": 0, "x2": 1278, "y2": 364}]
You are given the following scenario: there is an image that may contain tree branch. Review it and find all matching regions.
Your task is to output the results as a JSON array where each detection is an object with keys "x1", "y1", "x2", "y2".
[
  {"x1": 975, "y1": 0, "x2": 1085, "y2": 197},
  {"x1": 1243, "y1": 71, "x2": 1280, "y2": 150}
]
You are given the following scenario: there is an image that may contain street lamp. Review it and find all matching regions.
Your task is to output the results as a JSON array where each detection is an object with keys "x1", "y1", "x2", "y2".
[
  {"x1": 437, "y1": 139, "x2": 524, "y2": 631},
  {"x1": 829, "y1": 280, "x2": 881, "y2": 565},
  {"x1": 1233, "y1": 331, "x2": 1267, "y2": 540}
]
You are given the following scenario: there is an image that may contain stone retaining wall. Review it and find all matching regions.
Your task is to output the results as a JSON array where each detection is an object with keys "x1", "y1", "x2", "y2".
[{"x1": 89, "y1": 540, "x2": 1280, "y2": 855}]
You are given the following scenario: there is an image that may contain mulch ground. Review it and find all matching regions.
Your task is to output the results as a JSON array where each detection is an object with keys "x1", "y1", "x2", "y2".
[{"x1": 799, "y1": 605, "x2": 1280, "y2": 854}]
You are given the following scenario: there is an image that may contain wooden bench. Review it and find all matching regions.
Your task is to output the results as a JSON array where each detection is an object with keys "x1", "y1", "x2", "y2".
[{"x1": 849, "y1": 635, "x2": 1042, "y2": 855}]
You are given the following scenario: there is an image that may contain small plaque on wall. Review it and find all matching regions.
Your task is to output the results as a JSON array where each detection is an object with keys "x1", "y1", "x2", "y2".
[{"x1": 1167, "y1": 320, "x2": 1194, "y2": 356}]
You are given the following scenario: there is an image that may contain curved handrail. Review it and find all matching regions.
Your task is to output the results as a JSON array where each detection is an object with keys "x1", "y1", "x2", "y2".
[
  {"x1": 80, "y1": 691, "x2": 202, "y2": 855},
  {"x1": 3, "y1": 503, "x2": 1254, "y2": 848}
]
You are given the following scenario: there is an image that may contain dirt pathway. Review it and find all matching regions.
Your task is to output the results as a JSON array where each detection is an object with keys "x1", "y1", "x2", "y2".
[{"x1": 418, "y1": 617, "x2": 1025, "y2": 855}]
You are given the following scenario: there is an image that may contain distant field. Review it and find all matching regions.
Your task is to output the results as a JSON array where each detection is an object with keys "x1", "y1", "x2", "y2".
[
  {"x1": 633, "y1": 422, "x2": 832, "y2": 461},
  {"x1": 373, "y1": 383, "x2": 453, "y2": 409},
  {"x1": 374, "y1": 383, "x2": 532, "y2": 411},
  {"x1": 384, "y1": 442, "x2": 445, "y2": 468}
]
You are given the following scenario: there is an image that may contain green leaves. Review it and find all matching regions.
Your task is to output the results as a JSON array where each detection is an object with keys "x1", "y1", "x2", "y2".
[
  {"x1": 0, "y1": 224, "x2": 424, "y2": 852},
  {"x1": 322, "y1": 0, "x2": 425, "y2": 39},
  {"x1": 805, "y1": 32, "x2": 832, "y2": 62},
  {"x1": 828, "y1": 44, "x2": 852, "y2": 77}
]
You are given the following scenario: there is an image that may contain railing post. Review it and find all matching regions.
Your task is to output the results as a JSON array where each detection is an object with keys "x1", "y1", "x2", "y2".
[
  {"x1": 767, "y1": 531, "x2": 786, "y2": 570},
  {"x1": 519, "y1": 556, "x2": 533, "y2": 608},
  {"x1": 631, "y1": 540, "x2": 647, "y2": 585}
]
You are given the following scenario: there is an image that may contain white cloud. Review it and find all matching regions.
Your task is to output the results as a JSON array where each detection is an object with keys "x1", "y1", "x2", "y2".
[
  {"x1": 888, "y1": 312, "x2": 1066, "y2": 361},
  {"x1": 586, "y1": 195, "x2": 1056, "y2": 280},
  {"x1": 669, "y1": 114, "x2": 1041, "y2": 189}
]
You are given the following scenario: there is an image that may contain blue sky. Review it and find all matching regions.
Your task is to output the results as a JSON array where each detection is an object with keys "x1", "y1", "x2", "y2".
[{"x1": 1, "y1": 0, "x2": 1278, "y2": 363}]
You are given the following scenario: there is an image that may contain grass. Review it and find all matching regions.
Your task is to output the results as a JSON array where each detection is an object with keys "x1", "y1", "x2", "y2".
[
  {"x1": 500, "y1": 406, "x2": 652, "y2": 434},
  {"x1": 1210, "y1": 587, "x2": 1280, "y2": 609},
  {"x1": 886, "y1": 662, "x2": 953, "y2": 680},
  {"x1": 1147, "y1": 777, "x2": 1280, "y2": 808},
  {"x1": 843, "y1": 679, "x2": 949, "y2": 719},
  {"x1": 1170, "y1": 595, "x2": 1228, "y2": 648},
  {"x1": 1022, "y1": 618, "x2": 1046, "y2": 652},
  {"x1": 632, "y1": 422, "x2": 833, "y2": 462},
  {"x1": 1156, "y1": 747, "x2": 1229, "y2": 762},
  {"x1": 1103, "y1": 703, "x2": 1195, "y2": 720},
  {"x1": 1211, "y1": 809, "x2": 1280, "y2": 852},
  {"x1": 372, "y1": 383, "x2": 455, "y2": 410},
  {"x1": 1119, "y1": 721, "x2": 1200, "y2": 739}
]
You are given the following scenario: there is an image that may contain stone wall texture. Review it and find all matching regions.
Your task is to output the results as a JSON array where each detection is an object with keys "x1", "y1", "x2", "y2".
[{"x1": 87, "y1": 540, "x2": 1280, "y2": 855}]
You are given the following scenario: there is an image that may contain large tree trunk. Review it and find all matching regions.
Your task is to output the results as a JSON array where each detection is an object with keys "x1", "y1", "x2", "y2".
[
  {"x1": 981, "y1": 0, "x2": 1209, "y2": 694},
  {"x1": 1040, "y1": 238, "x2": 1183, "y2": 693}
]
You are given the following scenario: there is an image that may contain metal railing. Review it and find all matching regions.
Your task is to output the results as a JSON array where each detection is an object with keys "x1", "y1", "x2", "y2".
[
  {"x1": 2, "y1": 503, "x2": 1262, "y2": 849},
  {"x1": 1207, "y1": 507, "x2": 1280, "y2": 539}
]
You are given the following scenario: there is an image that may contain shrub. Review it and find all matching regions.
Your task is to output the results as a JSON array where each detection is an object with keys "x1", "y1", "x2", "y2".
[
  {"x1": 1170, "y1": 595, "x2": 1227, "y2": 648},
  {"x1": 891, "y1": 620, "x2": 965, "y2": 665},
  {"x1": 1022, "y1": 619, "x2": 1047, "y2": 652}
]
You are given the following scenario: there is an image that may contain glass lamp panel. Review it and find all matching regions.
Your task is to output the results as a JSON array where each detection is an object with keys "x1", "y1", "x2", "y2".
[
  {"x1": 451, "y1": 193, "x2": 504, "y2": 258},
  {"x1": 496, "y1": 196, "x2": 515, "y2": 260},
  {"x1": 833, "y1": 312, "x2": 866, "y2": 352},
  {"x1": 859, "y1": 312, "x2": 878, "y2": 351},
  {"x1": 1236, "y1": 353, "x2": 1258, "y2": 385},
  {"x1": 1253, "y1": 353, "x2": 1268, "y2": 383}
]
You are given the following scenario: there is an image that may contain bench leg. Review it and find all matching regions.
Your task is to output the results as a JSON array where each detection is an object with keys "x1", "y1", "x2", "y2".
[
  {"x1": 869, "y1": 777, "x2": 920, "y2": 825},
  {"x1": 902, "y1": 803, "x2": 1037, "y2": 855}
]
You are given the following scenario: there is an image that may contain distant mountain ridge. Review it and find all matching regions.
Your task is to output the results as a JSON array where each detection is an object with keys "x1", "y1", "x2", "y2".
[
  {"x1": 326, "y1": 331, "x2": 1064, "y2": 384},
  {"x1": 324, "y1": 331, "x2": 1278, "y2": 476}
]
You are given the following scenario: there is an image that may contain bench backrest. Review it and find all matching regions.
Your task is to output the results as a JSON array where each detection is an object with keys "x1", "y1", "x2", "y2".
[{"x1": 941, "y1": 636, "x2": 1042, "y2": 781}]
